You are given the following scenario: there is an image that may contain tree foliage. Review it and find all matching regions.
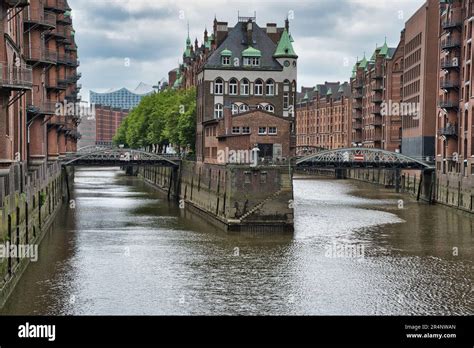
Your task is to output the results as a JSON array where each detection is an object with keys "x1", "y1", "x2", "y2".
[{"x1": 113, "y1": 87, "x2": 196, "y2": 154}]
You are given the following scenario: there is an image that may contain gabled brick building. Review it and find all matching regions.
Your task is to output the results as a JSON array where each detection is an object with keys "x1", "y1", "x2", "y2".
[
  {"x1": 296, "y1": 82, "x2": 351, "y2": 155},
  {"x1": 195, "y1": 16, "x2": 298, "y2": 164},
  {"x1": 350, "y1": 39, "x2": 402, "y2": 152}
]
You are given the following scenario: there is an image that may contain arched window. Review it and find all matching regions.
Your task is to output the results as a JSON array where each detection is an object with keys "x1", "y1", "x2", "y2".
[
  {"x1": 229, "y1": 78, "x2": 238, "y2": 95},
  {"x1": 240, "y1": 78, "x2": 249, "y2": 95},
  {"x1": 239, "y1": 104, "x2": 249, "y2": 113},
  {"x1": 265, "y1": 104, "x2": 275, "y2": 113},
  {"x1": 266, "y1": 79, "x2": 275, "y2": 95},
  {"x1": 254, "y1": 79, "x2": 263, "y2": 95},
  {"x1": 214, "y1": 78, "x2": 223, "y2": 95},
  {"x1": 214, "y1": 103, "x2": 223, "y2": 119},
  {"x1": 231, "y1": 103, "x2": 239, "y2": 115}
]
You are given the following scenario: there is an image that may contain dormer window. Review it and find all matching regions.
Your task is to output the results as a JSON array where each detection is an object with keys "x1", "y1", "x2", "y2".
[
  {"x1": 243, "y1": 57, "x2": 260, "y2": 67},
  {"x1": 242, "y1": 46, "x2": 261, "y2": 67},
  {"x1": 221, "y1": 48, "x2": 232, "y2": 66},
  {"x1": 222, "y1": 56, "x2": 230, "y2": 65}
]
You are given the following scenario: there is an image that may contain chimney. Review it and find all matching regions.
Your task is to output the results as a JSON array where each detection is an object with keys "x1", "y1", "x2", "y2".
[
  {"x1": 247, "y1": 19, "x2": 253, "y2": 45},
  {"x1": 285, "y1": 18, "x2": 289, "y2": 31}
]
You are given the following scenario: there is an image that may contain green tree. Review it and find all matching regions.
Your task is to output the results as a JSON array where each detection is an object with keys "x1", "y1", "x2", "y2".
[{"x1": 113, "y1": 87, "x2": 196, "y2": 154}]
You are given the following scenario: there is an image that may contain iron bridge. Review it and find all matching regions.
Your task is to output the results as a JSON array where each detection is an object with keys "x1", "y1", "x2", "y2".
[
  {"x1": 296, "y1": 148, "x2": 435, "y2": 170},
  {"x1": 63, "y1": 146, "x2": 180, "y2": 167}
]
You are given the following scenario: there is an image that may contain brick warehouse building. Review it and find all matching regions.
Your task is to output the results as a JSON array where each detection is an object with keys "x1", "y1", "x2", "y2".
[
  {"x1": 0, "y1": 0, "x2": 81, "y2": 173},
  {"x1": 435, "y1": 0, "x2": 474, "y2": 211},
  {"x1": 95, "y1": 105, "x2": 129, "y2": 146},
  {"x1": 350, "y1": 39, "x2": 403, "y2": 152},
  {"x1": 296, "y1": 82, "x2": 351, "y2": 155},
  {"x1": 401, "y1": 0, "x2": 439, "y2": 161},
  {"x1": 195, "y1": 16, "x2": 298, "y2": 164}
]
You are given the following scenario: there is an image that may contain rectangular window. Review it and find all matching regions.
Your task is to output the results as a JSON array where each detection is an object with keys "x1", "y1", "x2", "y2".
[
  {"x1": 222, "y1": 56, "x2": 230, "y2": 65},
  {"x1": 268, "y1": 127, "x2": 277, "y2": 135},
  {"x1": 232, "y1": 127, "x2": 240, "y2": 134},
  {"x1": 242, "y1": 126, "x2": 250, "y2": 134},
  {"x1": 258, "y1": 127, "x2": 267, "y2": 135},
  {"x1": 283, "y1": 93, "x2": 289, "y2": 109}
]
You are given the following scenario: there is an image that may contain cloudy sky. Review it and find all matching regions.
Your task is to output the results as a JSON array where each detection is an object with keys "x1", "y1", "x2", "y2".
[{"x1": 68, "y1": 0, "x2": 426, "y2": 102}]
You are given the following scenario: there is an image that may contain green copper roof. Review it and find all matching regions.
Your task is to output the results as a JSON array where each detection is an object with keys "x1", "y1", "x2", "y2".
[
  {"x1": 242, "y1": 46, "x2": 262, "y2": 57},
  {"x1": 274, "y1": 29, "x2": 298, "y2": 58},
  {"x1": 221, "y1": 48, "x2": 232, "y2": 56},
  {"x1": 303, "y1": 91, "x2": 309, "y2": 100},
  {"x1": 359, "y1": 56, "x2": 368, "y2": 70},
  {"x1": 184, "y1": 47, "x2": 192, "y2": 58},
  {"x1": 313, "y1": 85, "x2": 319, "y2": 92},
  {"x1": 379, "y1": 40, "x2": 389, "y2": 56},
  {"x1": 338, "y1": 85, "x2": 344, "y2": 93},
  {"x1": 64, "y1": 10, "x2": 71, "y2": 17},
  {"x1": 370, "y1": 49, "x2": 377, "y2": 61},
  {"x1": 351, "y1": 63, "x2": 357, "y2": 78},
  {"x1": 326, "y1": 88, "x2": 332, "y2": 96}
]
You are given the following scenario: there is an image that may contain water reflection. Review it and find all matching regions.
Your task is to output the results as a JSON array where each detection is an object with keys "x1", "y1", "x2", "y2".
[{"x1": 1, "y1": 169, "x2": 472, "y2": 315}]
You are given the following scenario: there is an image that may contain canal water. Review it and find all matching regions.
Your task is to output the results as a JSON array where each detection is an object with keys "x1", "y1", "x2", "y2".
[{"x1": 1, "y1": 168, "x2": 472, "y2": 315}]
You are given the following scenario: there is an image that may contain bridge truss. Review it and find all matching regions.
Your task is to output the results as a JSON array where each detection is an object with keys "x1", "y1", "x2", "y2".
[
  {"x1": 63, "y1": 146, "x2": 180, "y2": 167},
  {"x1": 296, "y1": 148, "x2": 434, "y2": 170}
]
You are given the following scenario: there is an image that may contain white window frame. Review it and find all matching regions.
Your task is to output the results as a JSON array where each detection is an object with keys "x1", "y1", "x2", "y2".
[
  {"x1": 268, "y1": 127, "x2": 277, "y2": 135},
  {"x1": 265, "y1": 104, "x2": 275, "y2": 113},
  {"x1": 222, "y1": 56, "x2": 230, "y2": 66},
  {"x1": 239, "y1": 104, "x2": 249, "y2": 113},
  {"x1": 241, "y1": 79, "x2": 249, "y2": 95},
  {"x1": 229, "y1": 79, "x2": 238, "y2": 95},
  {"x1": 231, "y1": 103, "x2": 239, "y2": 115},
  {"x1": 254, "y1": 79, "x2": 263, "y2": 95},
  {"x1": 242, "y1": 126, "x2": 250, "y2": 134},
  {"x1": 232, "y1": 126, "x2": 240, "y2": 134},
  {"x1": 214, "y1": 103, "x2": 223, "y2": 119},
  {"x1": 214, "y1": 78, "x2": 224, "y2": 95},
  {"x1": 258, "y1": 127, "x2": 267, "y2": 135},
  {"x1": 266, "y1": 79, "x2": 275, "y2": 96}
]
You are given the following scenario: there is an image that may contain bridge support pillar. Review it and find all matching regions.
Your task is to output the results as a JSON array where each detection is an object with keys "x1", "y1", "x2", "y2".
[
  {"x1": 335, "y1": 168, "x2": 346, "y2": 179},
  {"x1": 395, "y1": 168, "x2": 401, "y2": 193}
]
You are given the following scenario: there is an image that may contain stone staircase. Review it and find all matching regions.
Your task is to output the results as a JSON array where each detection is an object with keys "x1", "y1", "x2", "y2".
[{"x1": 239, "y1": 190, "x2": 283, "y2": 221}]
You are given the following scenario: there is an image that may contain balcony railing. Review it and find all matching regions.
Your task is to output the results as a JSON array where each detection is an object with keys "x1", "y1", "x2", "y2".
[
  {"x1": 371, "y1": 106, "x2": 382, "y2": 115},
  {"x1": 442, "y1": 20, "x2": 463, "y2": 30},
  {"x1": 372, "y1": 83, "x2": 383, "y2": 91},
  {"x1": 440, "y1": 57, "x2": 460, "y2": 69},
  {"x1": 4, "y1": 0, "x2": 29, "y2": 8},
  {"x1": 0, "y1": 63, "x2": 33, "y2": 90},
  {"x1": 371, "y1": 72, "x2": 383, "y2": 80},
  {"x1": 440, "y1": 80, "x2": 459, "y2": 90},
  {"x1": 353, "y1": 121, "x2": 362, "y2": 129},
  {"x1": 439, "y1": 101, "x2": 459, "y2": 109},
  {"x1": 438, "y1": 124, "x2": 458, "y2": 137},
  {"x1": 353, "y1": 80, "x2": 364, "y2": 89},
  {"x1": 45, "y1": 0, "x2": 68, "y2": 12},
  {"x1": 26, "y1": 98, "x2": 57, "y2": 115},
  {"x1": 372, "y1": 97, "x2": 383, "y2": 104},
  {"x1": 25, "y1": 47, "x2": 57, "y2": 64},
  {"x1": 441, "y1": 39, "x2": 461, "y2": 50},
  {"x1": 57, "y1": 53, "x2": 68, "y2": 65},
  {"x1": 24, "y1": 10, "x2": 56, "y2": 28},
  {"x1": 353, "y1": 102, "x2": 362, "y2": 110},
  {"x1": 353, "y1": 92, "x2": 363, "y2": 99}
]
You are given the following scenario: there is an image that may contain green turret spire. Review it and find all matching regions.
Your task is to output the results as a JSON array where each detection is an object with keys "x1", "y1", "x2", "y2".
[{"x1": 274, "y1": 29, "x2": 298, "y2": 58}]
